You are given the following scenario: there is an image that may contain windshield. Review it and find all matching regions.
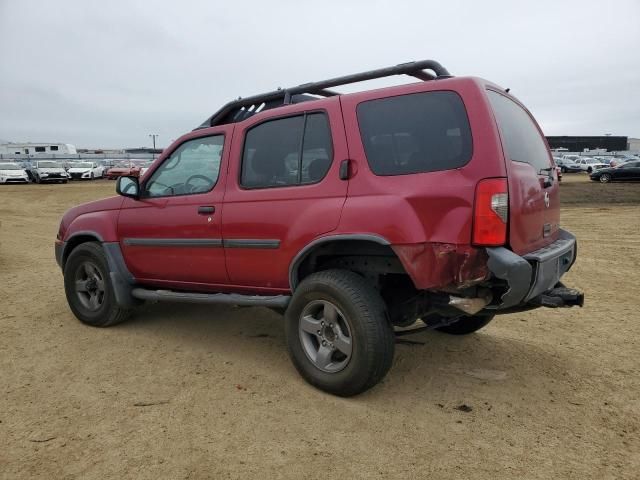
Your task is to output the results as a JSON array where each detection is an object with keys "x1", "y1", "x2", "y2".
[
  {"x1": 0, "y1": 163, "x2": 22, "y2": 170},
  {"x1": 586, "y1": 159, "x2": 599, "y2": 164},
  {"x1": 37, "y1": 161, "x2": 63, "y2": 168},
  {"x1": 76, "y1": 162, "x2": 94, "y2": 168}
]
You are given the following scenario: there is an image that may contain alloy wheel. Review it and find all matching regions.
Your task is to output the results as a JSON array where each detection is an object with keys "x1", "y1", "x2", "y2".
[
  {"x1": 298, "y1": 300, "x2": 353, "y2": 373},
  {"x1": 74, "y1": 261, "x2": 106, "y2": 311}
]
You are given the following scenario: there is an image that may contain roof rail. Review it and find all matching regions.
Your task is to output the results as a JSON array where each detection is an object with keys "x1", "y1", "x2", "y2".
[{"x1": 196, "y1": 60, "x2": 451, "y2": 129}]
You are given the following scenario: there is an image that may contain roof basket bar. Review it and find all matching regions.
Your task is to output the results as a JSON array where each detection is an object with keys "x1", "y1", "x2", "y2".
[{"x1": 199, "y1": 60, "x2": 451, "y2": 128}]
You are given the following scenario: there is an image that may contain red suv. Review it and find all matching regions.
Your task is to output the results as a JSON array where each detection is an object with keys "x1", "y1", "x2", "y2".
[{"x1": 55, "y1": 60, "x2": 583, "y2": 396}]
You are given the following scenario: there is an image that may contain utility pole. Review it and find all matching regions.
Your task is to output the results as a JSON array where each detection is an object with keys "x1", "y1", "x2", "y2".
[{"x1": 148, "y1": 134, "x2": 158, "y2": 160}]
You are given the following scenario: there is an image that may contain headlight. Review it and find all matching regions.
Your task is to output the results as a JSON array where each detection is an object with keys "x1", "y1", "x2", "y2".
[
  {"x1": 62, "y1": 172, "x2": 68, "y2": 177},
  {"x1": 40, "y1": 173, "x2": 49, "y2": 177}
]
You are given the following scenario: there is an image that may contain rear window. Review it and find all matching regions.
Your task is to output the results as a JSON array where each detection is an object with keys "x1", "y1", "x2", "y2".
[
  {"x1": 487, "y1": 90, "x2": 551, "y2": 173},
  {"x1": 357, "y1": 91, "x2": 472, "y2": 176}
]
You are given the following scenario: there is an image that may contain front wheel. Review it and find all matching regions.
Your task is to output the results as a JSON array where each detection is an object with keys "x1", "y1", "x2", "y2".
[
  {"x1": 561, "y1": 166, "x2": 567, "y2": 173},
  {"x1": 435, "y1": 313, "x2": 495, "y2": 335},
  {"x1": 599, "y1": 173, "x2": 612, "y2": 183},
  {"x1": 587, "y1": 167, "x2": 593, "y2": 173},
  {"x1": 64, "y1": 242, "x2": 131, "y2": 327},
  {"x1": 285, "y1": 269, "x2": 395, "y2": 397}
]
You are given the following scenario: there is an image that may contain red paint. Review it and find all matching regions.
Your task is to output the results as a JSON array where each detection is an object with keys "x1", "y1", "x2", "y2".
[{"x1": 58, "y1": 76, "x2": 560, "y2": 294}]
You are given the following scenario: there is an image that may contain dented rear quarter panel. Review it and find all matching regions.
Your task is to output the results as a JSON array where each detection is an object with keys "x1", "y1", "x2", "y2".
[{"x1": 338, "y1": 77, "x2": 506, "y2": 289}]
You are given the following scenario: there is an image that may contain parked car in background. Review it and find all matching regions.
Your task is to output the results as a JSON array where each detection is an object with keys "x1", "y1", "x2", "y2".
[
  {"x1": 555, "y1": 157, "x2": 582, "y2": 173},
  {"x1": 575, "y1": 157, "x2": 607, "y2": 173},
  {"x1": 609, "y1": 157, "x2": 633, "y2": 168},
  {"x1": 590, "y1": 161, "x2": 640, "y2": 183},
  {"x1": 28, "y1": 160, "x2": 69, "y2": 183},
  {"x1": 138, "y1": 160, "x2": 153, "y2": 178},
  {"x1": 106, "y1": 161, "x2": 143, "y2": 180},
  {"x1": 561, "y1": 154, "x2": 581, "y2": 163},
  {"x1": 67, "y1": 161, "x2": 105, "y2": 180},
  {"x1": 0, "y1": 162, "x2": 30, "y2": 183}
]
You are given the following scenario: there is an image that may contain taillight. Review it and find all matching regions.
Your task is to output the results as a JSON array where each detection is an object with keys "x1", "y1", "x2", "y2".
[{"x1": 472, "y1": 178, "x2": 508, "y2": 246}]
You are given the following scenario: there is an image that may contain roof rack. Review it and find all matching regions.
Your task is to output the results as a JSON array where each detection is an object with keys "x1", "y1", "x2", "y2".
[{"x1": 196, "y1": 60, "x2": 451, "y2": 129}]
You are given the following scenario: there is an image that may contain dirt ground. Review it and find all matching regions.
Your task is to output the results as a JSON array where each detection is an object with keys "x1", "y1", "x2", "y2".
[{"x1": 1, "y1": 174, "x2": 638, "y2": 479}]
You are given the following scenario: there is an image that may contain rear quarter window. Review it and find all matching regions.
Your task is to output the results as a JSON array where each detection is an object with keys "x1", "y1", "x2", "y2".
[
  {"x1": 357, "y1": 91, "x2": 472, "y2": 176},
  {"x1": 487, "y1": 90, "x2": 551, "y2": 173}
]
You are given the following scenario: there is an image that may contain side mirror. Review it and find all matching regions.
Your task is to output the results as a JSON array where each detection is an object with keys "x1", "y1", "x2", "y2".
[{"x1": 116, "y1": 176, "x2": 140, "y2": 199}]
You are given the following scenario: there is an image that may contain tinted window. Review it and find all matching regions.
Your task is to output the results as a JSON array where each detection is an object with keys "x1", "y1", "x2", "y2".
[
  {"x1": 145, "y1": 135, "x2": 223, "y2": 198},
  {"x1": 487, "y1": 90, "x2": 551, "y2": 173},
  {"x1": 241, "y1": 112, "x2": 333, "y2": 188},
  {"x1": 357, "y1": 91, "x2": 472, "y2": 176}
]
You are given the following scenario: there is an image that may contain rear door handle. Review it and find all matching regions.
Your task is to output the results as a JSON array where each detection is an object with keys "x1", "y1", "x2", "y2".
[{"x1": 198, "y1": 206, "x2": 215, "y2": 215}]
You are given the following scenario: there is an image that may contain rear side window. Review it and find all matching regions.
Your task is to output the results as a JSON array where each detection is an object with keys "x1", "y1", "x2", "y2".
[
  {"x1": 357, "y1": 91, "x2": 472, "y2": 176},
  {"x1": 487, "y1": 90, "x2": 551, "y2": 173},
  {"x1": 241, "y1": 112, "x2": 333, "y2": 188}
]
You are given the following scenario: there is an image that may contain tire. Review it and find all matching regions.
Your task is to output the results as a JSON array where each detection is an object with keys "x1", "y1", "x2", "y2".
[
  {"x1": 90, "y1": 173, "x2": 94, "y2": 180},
  {"x1": 35, "y1": 175, "x2": 41, "y2": 184},
  {"x1": 285, "y1": 269, "x2": 395, "y2": 396},
  {"x1": 599, "y1": 174, "x2": 611, "y2": 183},
  {"x1": 63, "y1": 242, "x2": 131, "y2": 327},
  {"x1": 561, "y1": 166, "x2": 566, "y2": 173},
  {"x1": 435, "y1": 313, "x2": 495, "y2": 335},
  {"x1": 587, "y1": 167, "x2": 593, "y2": 174}
]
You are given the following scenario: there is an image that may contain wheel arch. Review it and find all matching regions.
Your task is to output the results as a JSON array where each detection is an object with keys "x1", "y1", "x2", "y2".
[
  {"x1": 62, "y1": 231, "x2": 104, "y2": 269},
  {"x1": 289, "y1": 234, "x2": 405, "y2": 290}
]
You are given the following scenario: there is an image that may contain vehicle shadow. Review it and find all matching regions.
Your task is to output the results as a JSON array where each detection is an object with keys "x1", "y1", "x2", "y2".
[{"x1": 115, "y1": 301, "x2": 575, "y2": 406}]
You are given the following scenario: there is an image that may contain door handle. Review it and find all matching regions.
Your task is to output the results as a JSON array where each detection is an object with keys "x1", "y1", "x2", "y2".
[{"x1": 198, "y1": 206, "x2": 215, "y2": 215}]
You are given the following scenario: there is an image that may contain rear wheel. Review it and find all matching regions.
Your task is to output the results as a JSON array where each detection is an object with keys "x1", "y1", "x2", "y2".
[
  {"x1": 64, "y1": 242, "x2": 131, "y2": 327},
  {"x1": 285, "y1": 269, "x2": 395, "y2": 396},
  {"x1": 435, "y1": 313, "x2": 495, "y2": 335},
  {"x1": 599, "y1": 173, "x2": 612, "y2": 183},
  {"x1": 587, "y1": 167, "x2": 593, "y2": 173}
]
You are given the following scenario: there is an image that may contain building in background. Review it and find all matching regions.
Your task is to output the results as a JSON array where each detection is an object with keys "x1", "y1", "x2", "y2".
[
  {"x1": 0, "y1": 142, "x2": 77, "y2": 155},
  {"x1": 627, "y1": 138, "x2": 640, "y2": 152},
  {"x1": 545, "y1": 136, "x2": 628, "y2": 152}
]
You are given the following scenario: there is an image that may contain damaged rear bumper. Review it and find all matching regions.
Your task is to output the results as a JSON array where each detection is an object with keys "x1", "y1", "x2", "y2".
[{"x1": 486, "y1": 229, "x2": 583, "y2": 310}]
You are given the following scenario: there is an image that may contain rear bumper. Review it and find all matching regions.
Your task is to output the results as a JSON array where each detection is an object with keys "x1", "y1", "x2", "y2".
[{"x1": 486, "y1": 229, "x2": 581, "y2": 309}]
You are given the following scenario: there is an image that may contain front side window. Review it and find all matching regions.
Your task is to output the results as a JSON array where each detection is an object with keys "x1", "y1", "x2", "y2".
[
  {"x1": 241, "y1": 112, "x2": 333, "y2": 188},
  {"x1": 487, "y1": 90, "x2": 551, "y2": 173},
  {"x1": 144, "y1": 135, "x2": 223, "y2": 198},
  {"x1": 357, "y1": 91, "x2": 472, "y2": 176}
]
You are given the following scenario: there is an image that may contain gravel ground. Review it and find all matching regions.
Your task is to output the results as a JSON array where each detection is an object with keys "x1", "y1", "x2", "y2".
[{"x1": 0, "y1": 174, "x2": 638, "y2": 479}]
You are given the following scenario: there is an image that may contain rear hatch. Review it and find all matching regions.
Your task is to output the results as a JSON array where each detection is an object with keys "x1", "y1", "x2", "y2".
[{"x1": 486, "y1": 89, "x2": 560, "y2": 255}]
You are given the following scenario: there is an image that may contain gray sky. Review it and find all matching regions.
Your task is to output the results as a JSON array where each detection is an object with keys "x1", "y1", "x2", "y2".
[{"x1": 1, "y1": 0, "x2": 638, "y2": 149}]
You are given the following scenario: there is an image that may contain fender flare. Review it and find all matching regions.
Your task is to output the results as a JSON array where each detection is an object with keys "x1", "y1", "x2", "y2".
[{"x1": 288, "y1": 233, "x2": 391, "y2": 290}]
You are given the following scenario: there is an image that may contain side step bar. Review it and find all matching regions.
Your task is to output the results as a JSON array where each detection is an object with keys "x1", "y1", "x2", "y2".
[{"x1": 131, "y1": 288, "x2": 291, "y2": 309}]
